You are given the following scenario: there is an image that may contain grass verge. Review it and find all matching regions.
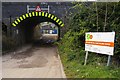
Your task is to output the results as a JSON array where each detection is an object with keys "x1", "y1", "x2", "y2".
[{"x1": 58, "y1": 45, "x2": 120, "y2": 79}]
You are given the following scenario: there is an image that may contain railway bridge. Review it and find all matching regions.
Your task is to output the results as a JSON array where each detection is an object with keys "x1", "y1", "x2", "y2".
[{"x1": 2, "y1": 2, "x2": 72, "y2": 46}]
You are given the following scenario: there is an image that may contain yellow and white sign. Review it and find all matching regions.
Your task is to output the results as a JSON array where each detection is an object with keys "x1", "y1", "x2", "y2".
[{"x1": 85, "y1": 32, "x2": 115, "y2": 55}]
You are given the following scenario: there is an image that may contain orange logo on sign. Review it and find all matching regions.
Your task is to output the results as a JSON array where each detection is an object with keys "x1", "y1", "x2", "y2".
[
  {"x1": 90, "y1": 35, "x2": 93, "y2": 39},
  {"x1": 87, "y1": 34, "x2": 93, "y2": 40}
]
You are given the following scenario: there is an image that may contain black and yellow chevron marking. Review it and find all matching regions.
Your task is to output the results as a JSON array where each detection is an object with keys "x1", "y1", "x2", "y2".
[{"x1": 12, "y1": 11, "x2": 64, "y2": 27}]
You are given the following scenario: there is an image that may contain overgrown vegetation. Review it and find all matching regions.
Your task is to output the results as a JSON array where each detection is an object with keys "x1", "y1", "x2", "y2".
[
  {"x1": 2, "y1": 23, "x2": 17, "y2": 53},
  {"x1": 58, "y1": 2, "x2": 120, "y2": 78},
  {"x1": 2, "y1": 32, "x2": 17, "y2": 53}
]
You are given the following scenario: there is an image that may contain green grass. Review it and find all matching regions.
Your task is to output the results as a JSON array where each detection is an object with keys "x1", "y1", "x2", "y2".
[
  {"x1": 58, "y1": 30, "x2": 120, "y2": 79},
  {"x1": 61, "y1": 55, "x2": 120, "y2": 78},
  {"x1": 59, "y1": 47, "x2": 120, "y2": 79}
]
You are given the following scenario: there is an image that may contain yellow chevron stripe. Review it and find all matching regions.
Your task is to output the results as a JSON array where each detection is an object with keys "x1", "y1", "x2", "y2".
[
  {"x1": 29, "y1": 13, "x2": 32, "y2": 17},
  {"x1": 26, "y1": 14, "x2": 29, "y2": 17},
  {"x1": 39, "y1": 12, "x2": 41, "y2": 16},
  {"x1": 61, "y1": 24, "x2": 64, "y2": 27},
  {"x1": 12, "y1": 12, "x2": 64, "y2": 27},
  {"x1": 22, "y1": 15, "x2": 26, "y2": 19},
  {"x1": 12, "y1": 23, "x2": 16, "y2": 27},
  {"x1": 54, "y1": 17, "x2": 57, "y2": 21},
  {"x1": 20, "y1": 17, "x2": 23, "y2": 20},
  {"x1": 59, "y1": 21, "x2": 62, "y2": 25},
  {"x1": 56, "y1": 19, "x2": 60, "y2": 23},
  {"x1": 48, "y1": 14, "x2": 51, "y2": 18},
  {"x1": 51, "y1": 15, "x2": 54, "y2": 19},
  {"x1": 17, "y1": 19, "x2": 20, "y2": 22},
  {"x1": 45, "y1": 13, "x2": 48, "y2": 17},
  {"x1": 36, "y1": 12, "x2": 38, "y2": 16},
  {"x1": 15, "y1": 20, "x2": 18, "y2": 24},
  {"x1": 32, "y1": 12, "x2": 35, "y2": 16},
  {"x1": 42, "y1": 12, "x2": 44, "y2": 16}
]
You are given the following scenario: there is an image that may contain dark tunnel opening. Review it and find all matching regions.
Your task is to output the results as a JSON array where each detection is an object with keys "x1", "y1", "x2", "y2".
[{"x1": 16, "y1": 16, "x2": 60, "y2": 45}]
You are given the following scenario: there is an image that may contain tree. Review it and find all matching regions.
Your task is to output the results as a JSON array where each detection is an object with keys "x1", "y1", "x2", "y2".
[{"x1": 63, "y1": 2, "x2": 120, "y2": 56}]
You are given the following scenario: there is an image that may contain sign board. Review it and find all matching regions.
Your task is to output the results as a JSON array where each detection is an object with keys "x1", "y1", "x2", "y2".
[
  {"x1": 27, "y1": 5, "x2": 49, "y2": 13},
  {"x1": 85, "y1": 32, "x2": 115, "y2": 55},
  {"x1": 35, "y1": 5, "x2": 42, "y2": 12},
  {"x1": 52, "y1": 29, "x2": 57, "y2": 34}
]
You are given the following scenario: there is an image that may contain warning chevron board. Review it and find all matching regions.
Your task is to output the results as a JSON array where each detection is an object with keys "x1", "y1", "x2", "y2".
[
  {"x1": 12, "y1": 11, "x2": 64, "y2": 27},
  {"x1": 85, "y1": 32, "x2": 115, "y2": 55}
]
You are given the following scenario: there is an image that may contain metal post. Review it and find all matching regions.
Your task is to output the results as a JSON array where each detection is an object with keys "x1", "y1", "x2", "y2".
[
  {"x1": 57, "y1": 26, "x2": 60, "y2": 41},
  {"x1": 9, "y1": 15, "x2": 12, "y2": 36},
  {"x1": 27, "y1": 5, "x2": 29, "y2": 13},
  {"x1": 48, "y1": 5, "x2": 50, "y2": 13},
  {"x1": 84, "y1": 51, "x2": 89, "y2": 65},
  {"x1": 107, "y1": 55, "x2": 111, "y2": 66}
]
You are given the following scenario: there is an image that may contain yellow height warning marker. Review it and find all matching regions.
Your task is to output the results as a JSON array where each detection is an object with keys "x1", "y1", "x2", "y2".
[
  {"x1": 17, "y1": 19, "x2": 20, "y2": 22},
  {"x1": 51, "y1": 15, "x2": 54, "y2": 19},
  {"x1": 48, "y1": 14, "x2": 51, "y2": 18},
  {"x1": 36, "y1": 12, "x2": 38, "y2": 16},
  {"x1": 12, "y1": 23, "x2": 16, "y2": 27},
  {"x1": 54, "y1": 17, "x2": 57, "y2": 21},
  {"x1": 39, "y1": 12, "x2": 41, "y2": 16},
  {"x1": 59, "y1": 21, "x2": 62, "y2": 25},
  {"x1": 45, "y1": 13, "x2": 48, "y2": 17},
  {"x1": 56, "y1": 19, "x2": 60, "y2": 23},
  {"x1": 32, "y1": 12, "x2": 35, "y2": 16},
  {"x1": 12, "y1": 12, "x2": 64, "y2": 27},
  {"x1": 26, "y1": 14, "x2": 29, "y2": 18},
  {"x1": 20, "y1": 17, "x2": 23, "y2": 21},
  {"x1": 42, "y1": 12, "x2": 44, "y2": 16},
  {"x1": 61, "y1": 24, "x2": 64, "y2": 27},
  {"x1": 22, "y1": 15, "x2": 26, "y2": 19},
  {"x1": 29, "y1": 13, "x2": 32, "y2": 17},
  {"x1": 15, "y1": 20, "x2": 18, "y2": 24}
]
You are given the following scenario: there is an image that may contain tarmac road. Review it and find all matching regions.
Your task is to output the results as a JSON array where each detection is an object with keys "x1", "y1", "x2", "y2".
[{"x1": 2, "y1": 44, "x2": 66, "y2": 78}]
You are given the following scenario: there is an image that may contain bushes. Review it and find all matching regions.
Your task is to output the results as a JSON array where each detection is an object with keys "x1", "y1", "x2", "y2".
[
  {"x1": 58, "y1": 28, "x2": 120, "y2": 78},
  {"x1": 59, "y1": 29, "x2": 87, "y2": 61},
  {"x1": 60, "y1": 2, "x2": 120, "y2": 63},
  {"x1": 58, "y1": 31, "x2": 120, "y2": 78},
  {"x1": 58, "y1": 2, "x2": 120, "y2": 78},
  {"x1": 2, "y1": 32, "x2": 16, "y2": 53}
]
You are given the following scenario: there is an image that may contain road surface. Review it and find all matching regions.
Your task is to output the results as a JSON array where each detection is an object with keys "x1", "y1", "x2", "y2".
[{"x1": 2, "y1": 44, "x2": 66, "y2": 78}]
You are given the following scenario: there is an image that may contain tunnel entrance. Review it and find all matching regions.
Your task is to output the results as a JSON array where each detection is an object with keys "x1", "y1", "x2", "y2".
[
  {"x1": 33, "y1": 22, "x2": 58, "y2": 43},
  {"x1": 12, "y1": 11, "x2": 64, "y2": 45}
]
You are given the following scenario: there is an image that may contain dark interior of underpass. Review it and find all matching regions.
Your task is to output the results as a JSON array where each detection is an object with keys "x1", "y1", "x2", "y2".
[{"x1": 16, "y1": 16, "x2": 60, "y2": 46}]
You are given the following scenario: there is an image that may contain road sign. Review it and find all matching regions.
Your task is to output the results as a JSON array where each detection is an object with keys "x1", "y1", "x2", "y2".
[
  {"x1": 35, "y1": 5, "x2": 42, "y2": 12},
  {"x1": 27, "y1": 5, "x2": 49, "y2": 13},
  {"x1": 52, "y1": 29, "x2": 57, "y2": 34},
  {"x1": 84, "y1": 32, "x2": 115, "y2": 66},
  {"x1": 85, "y1": 32, "x2": 115, "y2": 55}
]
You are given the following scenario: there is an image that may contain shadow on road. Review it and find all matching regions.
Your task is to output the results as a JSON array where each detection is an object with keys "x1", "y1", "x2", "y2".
[{"x1": 32, "y1": 39, "x2": 57, "y2": 48}]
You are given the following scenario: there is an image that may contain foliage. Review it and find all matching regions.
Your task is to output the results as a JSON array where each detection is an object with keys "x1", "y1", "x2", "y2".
[
  {"x1": 63, "y1": 2, "x2": 120, "y2": 56},
  {"x1": 2, "y1": 32, "x2": 16, "y2": 53},
  {"x1": 58, "y1": 2, "x2": 120, "y2": 78},
  {"x1": 61, "y1": 56, "x2": 120, "y2": 78},
  {"x1": 59, "y1": 29, "x2": 87, "y2": 61}
]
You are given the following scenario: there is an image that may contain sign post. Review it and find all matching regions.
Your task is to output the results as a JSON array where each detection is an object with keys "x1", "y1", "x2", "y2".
[
  {"x1": 27, "y1": 5, "x2": 29, "y2": 13},
  {"x1": 84, "y1": 51, "x2": 88, "y2": 65},
  {"x1": 107, "y1": 55, "x2": 111, "y2": 66}
]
